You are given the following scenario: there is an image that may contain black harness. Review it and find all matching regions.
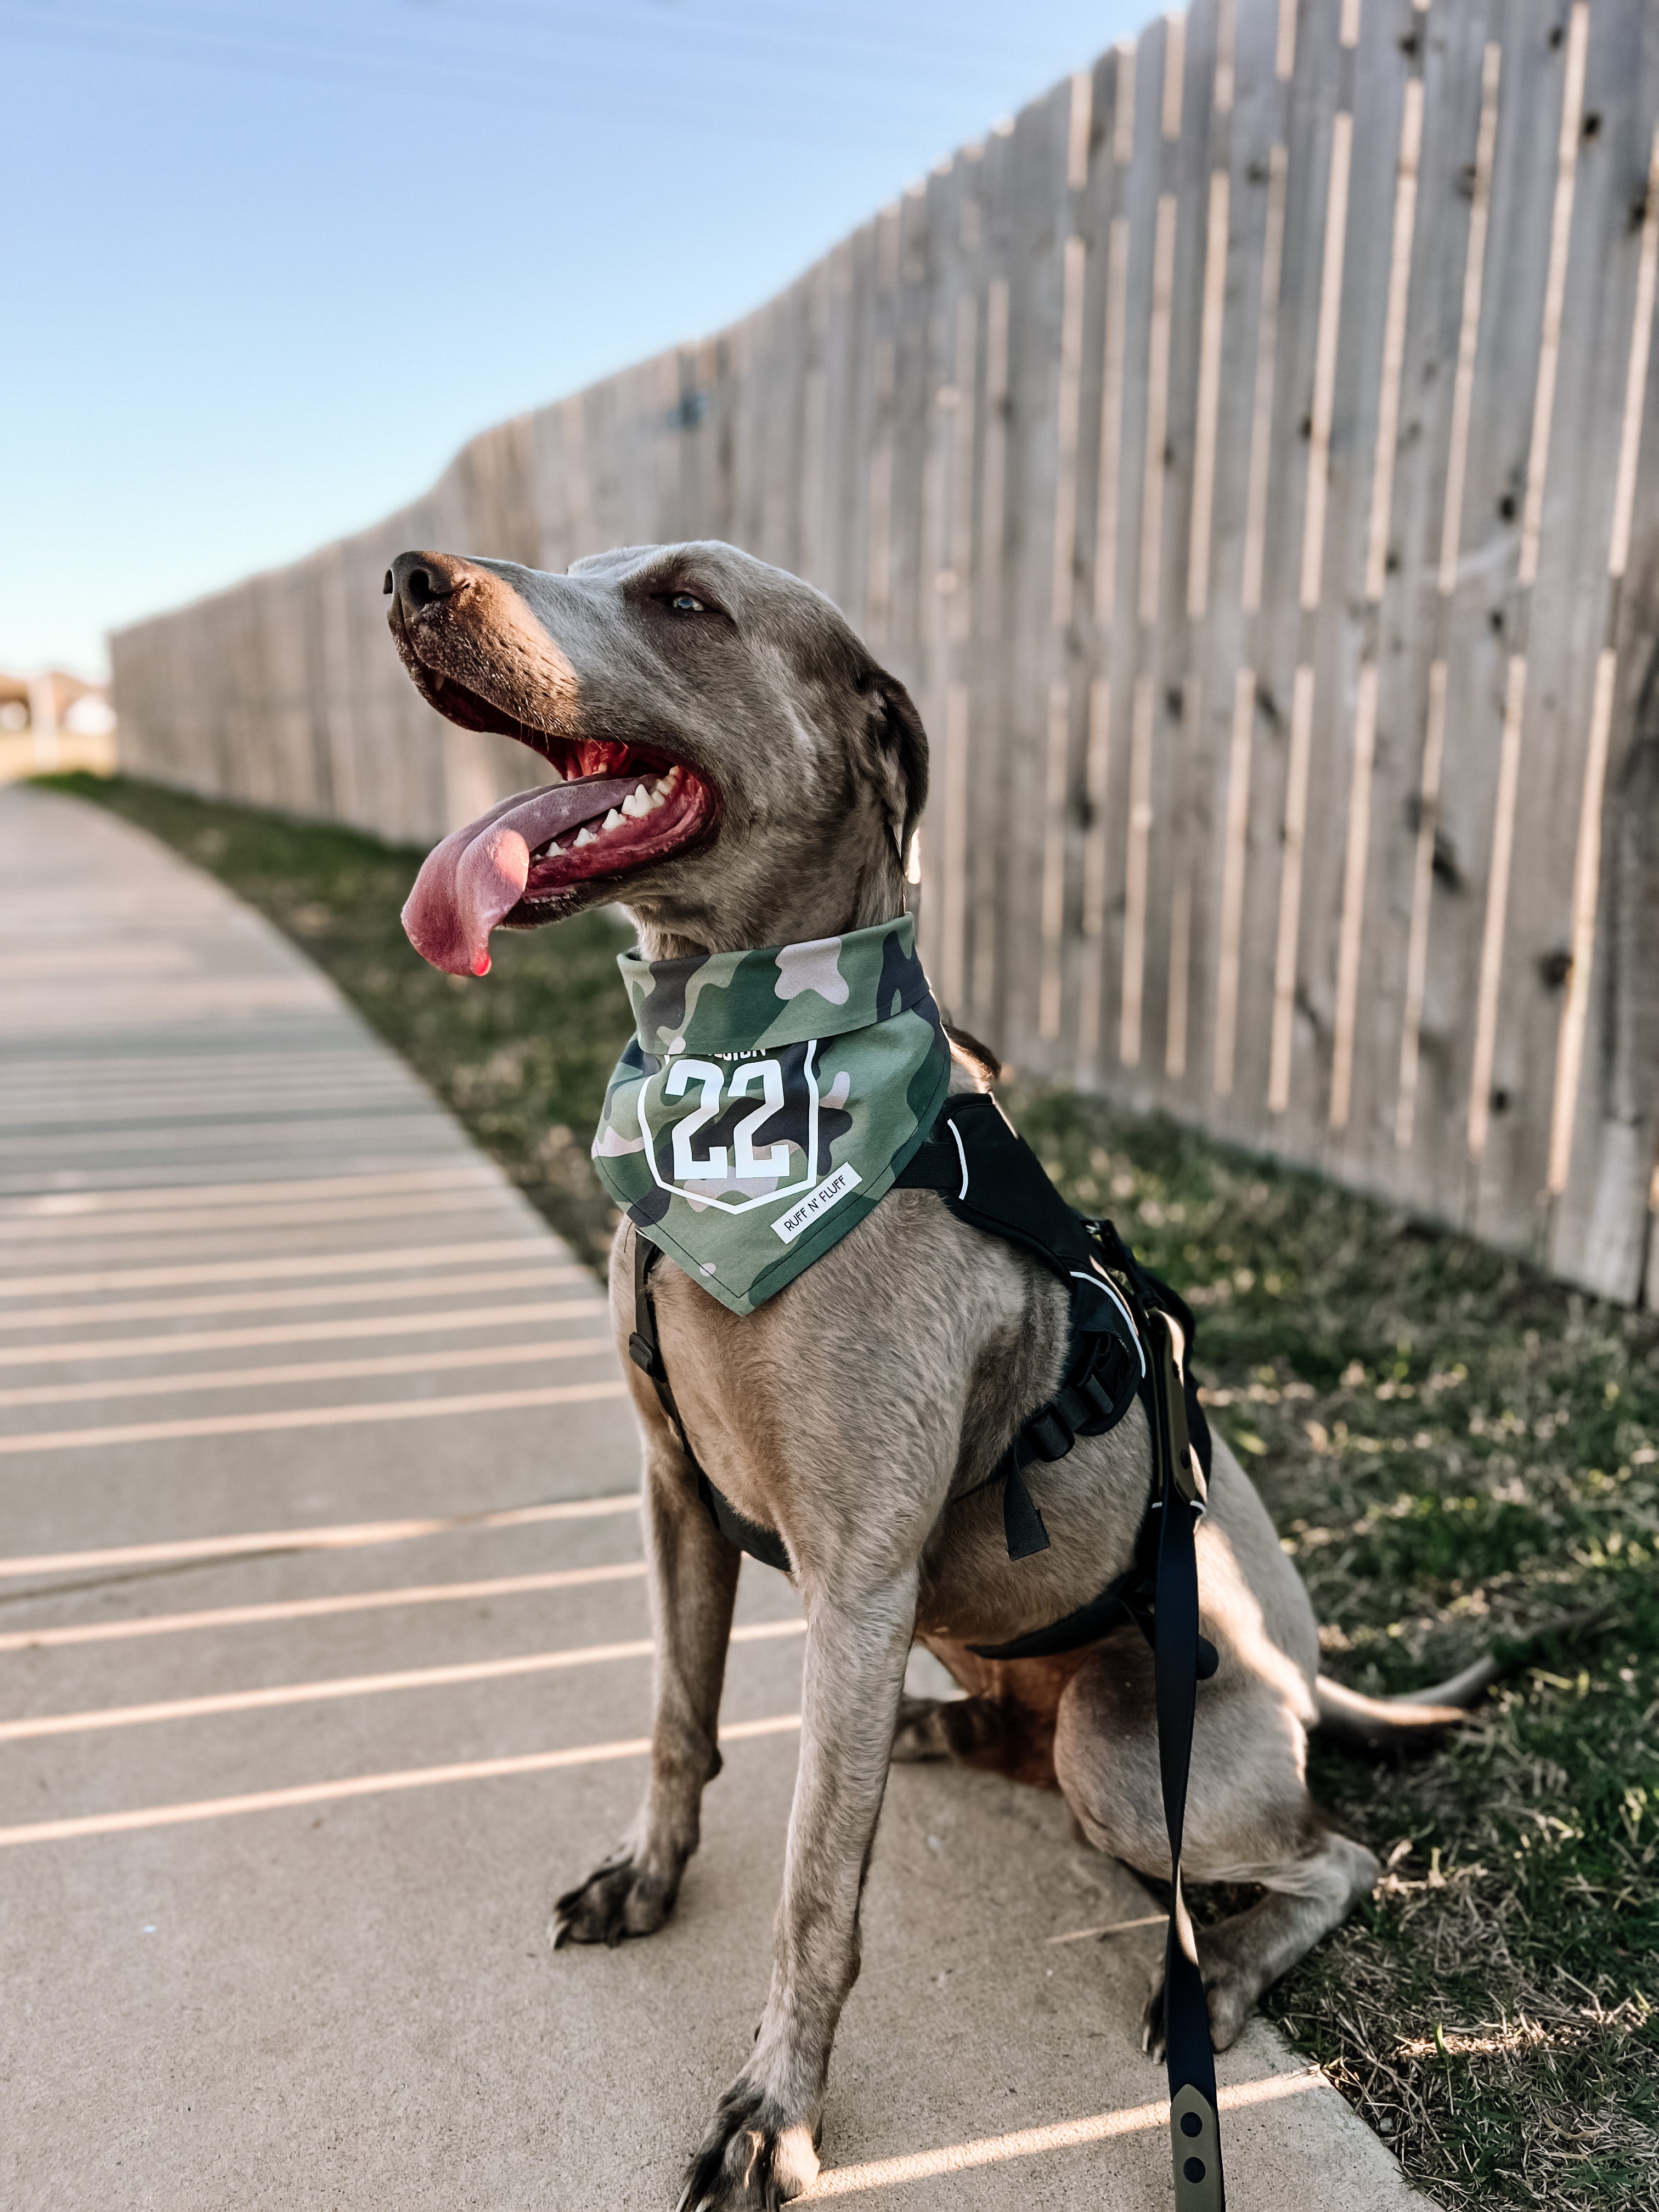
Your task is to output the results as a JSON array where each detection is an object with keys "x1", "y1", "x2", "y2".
[{"x1": 628, "y1": 1091, "x2": 1226, "y2": 2212}]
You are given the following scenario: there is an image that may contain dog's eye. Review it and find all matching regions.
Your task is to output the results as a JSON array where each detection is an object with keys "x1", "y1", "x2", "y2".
[{"x1": 669, "y1": 592, "x2": 706, "y2": 614}]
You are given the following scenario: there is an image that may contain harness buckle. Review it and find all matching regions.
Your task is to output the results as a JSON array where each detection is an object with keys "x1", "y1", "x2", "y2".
[
  {"x1": 627, "y1": 1331, "x2": 660, "y2": 1378},
  {"x1": 1151, "y1": 1310, "x2": 1207, "y2": 1513},
  {"x1": 1075, "y1": 1367, "x2": 1119, "y2": 1430},
  {"x1": 1024, "y1": 1406, "x2": 1075, "y2": 1462}
]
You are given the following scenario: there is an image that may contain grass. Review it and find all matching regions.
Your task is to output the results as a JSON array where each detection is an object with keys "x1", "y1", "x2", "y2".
[
  {"x1": 45, "y1": 771, "x2": 1659, "y2": 2209},
  {"x1": 1014, "y1": 1093, "x2": 1659, "y2": 2211}
]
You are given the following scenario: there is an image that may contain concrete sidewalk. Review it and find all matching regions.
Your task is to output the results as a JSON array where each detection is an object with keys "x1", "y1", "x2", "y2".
[{"x1": 0, "y1": 785, "x2": 1429, "y2": 2209}]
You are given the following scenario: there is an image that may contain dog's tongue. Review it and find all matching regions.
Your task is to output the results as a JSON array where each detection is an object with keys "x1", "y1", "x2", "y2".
[{"x1": 402, "y1": 777, "x2": 638, "y2": 975}]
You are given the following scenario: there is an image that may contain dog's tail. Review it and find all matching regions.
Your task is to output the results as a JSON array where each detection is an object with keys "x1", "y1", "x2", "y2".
[
  {"x1": 1313, "y1": 1656, "x2": 1499, "y2": 1750},
  {"x1": 1313, "y1": 1606, "x2": 1609, "y2": 1752}
]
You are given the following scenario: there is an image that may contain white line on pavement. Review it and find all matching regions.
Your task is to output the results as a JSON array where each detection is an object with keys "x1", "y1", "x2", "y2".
[
  {"x1": 1, "y1": 1237, "x2": 554, "y2": 1299},
  {"x1": 0, "y1": 1714, "x2": 804, "y2": 1846},
  {"x1": 0, "y1": 1621, "x2": 806, "y2": 1739},
  {"x1": 0, "y1": 1188, "x2": 529, "y2": 1244},
  {"x1": 0, "y1": 1113, "x2": 450, "y2": 1157},
  {"x1": 0, "y1": 1336, "x2": 614, "y2": 1409},
  {"x1": 0, "y1": 1265, "x2": 582, "y2": 1334},
  {"x1": 0, "y1": 1491, "x2": 641, "y2": 1578},
  {"x1": 0, "y1": 1299, "x2": 607, "y2": 1368},
  {"x1": 0, "y1": 1379, "x2": 629, "y2": 1455},
  {"x1": 0, "y1": 1163, "x2": 493, "y2": 1215},
  {"x1": 802, "y1": 2071, "x2": 1328, "y2": 2196},
  {"x1": 0, "y1": 1562, "x2": 651, "y2": 1649}
]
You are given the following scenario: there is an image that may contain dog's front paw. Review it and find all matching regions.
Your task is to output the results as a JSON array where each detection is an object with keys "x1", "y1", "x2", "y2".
[
  {"x1": 550, "y1": 1849, "x2": 679, "y2": 1949},
  {"x1": 678, "y1": 2081, "x2": 819, "y2": 2211}
]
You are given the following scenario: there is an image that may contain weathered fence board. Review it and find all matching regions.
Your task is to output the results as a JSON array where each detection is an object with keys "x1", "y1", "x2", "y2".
[{"x1": 111, "y1": 0, "x2": 1659, "y2": 1303}]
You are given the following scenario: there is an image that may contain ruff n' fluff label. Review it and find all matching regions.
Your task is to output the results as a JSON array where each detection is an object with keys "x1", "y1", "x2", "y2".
[{"x1": 771, "y1": 1163, "x2": 861, "y2": 1243}]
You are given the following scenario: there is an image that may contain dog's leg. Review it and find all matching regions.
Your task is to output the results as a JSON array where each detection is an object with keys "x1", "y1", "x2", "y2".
[
  {"x1": 891, "y1": 1690, "x2": 1020, "y2": 1764},
  {"x1": 891, "y1": 1691, "x2": 1063, "y2": 1789},
  {"x1": 1053, "y1": 1630, "x2": 1379, "y2": 2054},
  {"x1": 551, "y1": 1417, "x2": 740, "y2": 1948},
  {"x1": 679, "y1": 1568, "x2": 918, "y2": 2212},
  {"x1": 891, "y1": 1650, "x2": 1086, "y2": 1788},
  {"x1": 1138, "y1": 1831, "x2": 1379, "y2": 2057}
]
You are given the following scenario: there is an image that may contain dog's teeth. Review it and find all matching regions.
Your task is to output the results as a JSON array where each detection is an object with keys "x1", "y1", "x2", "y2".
[
  {"x1": 621, "y1": 785, "x2": 651, "y2": 819},
  {"x1": 430, "y1": 672, "x2": 447, "y2": 693},
  {"x1": 601, "y1": 809, "x2": 625, "y2": 831},
  {"x1": 543, "y1": 839, "x2": 562, "y2": 856},
  {"x1": 652, "y1": 776, "x2": 673, "y2": 797},
  {"x1": 574, "y1": 826, "x2": 597, "y2": 847},
  {"x1": 647, "y1": 788, "x2": 667, "y2": 810}
]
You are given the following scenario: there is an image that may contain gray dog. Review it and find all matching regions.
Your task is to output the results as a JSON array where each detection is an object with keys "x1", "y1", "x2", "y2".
[{"x1": 387, "y1": 540, "x2": 1474, "y2": 2210}]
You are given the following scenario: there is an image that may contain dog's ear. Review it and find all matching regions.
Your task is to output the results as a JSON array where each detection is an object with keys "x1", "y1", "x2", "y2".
[{"x1": 862, "y1": 667, "x2": 929, "y2": 863}]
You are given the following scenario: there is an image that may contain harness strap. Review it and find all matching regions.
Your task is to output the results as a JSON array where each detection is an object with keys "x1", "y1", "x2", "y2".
[
  {"x1": 967, "y1": 1561, "x2": 1141, "y2": 1662},
  {"x1": 895, "y1": 1095, "x2": 1144, "y2": 1560},
  {"x1": 979, "y1": 1329, "x2": 1139, "y2": 1559},
  {"x1": 894, "y1": 1094, "x2": 1214, "y2": 1506},
  {"x1": 628, "y1": 1232, "x2": 792, "y2": 1573}
]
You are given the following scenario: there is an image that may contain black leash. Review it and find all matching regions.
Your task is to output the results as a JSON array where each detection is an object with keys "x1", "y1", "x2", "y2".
[
  {"x1": 899, "y1": 1098, "x2": 1225, "y2": 2208},
  {"x1": 1147, "y1": 1306, "x2": 1224, "y2": 2212},
  {"x1": 627, "y1": 1091, "x2": 1224, "y2": 2210}
]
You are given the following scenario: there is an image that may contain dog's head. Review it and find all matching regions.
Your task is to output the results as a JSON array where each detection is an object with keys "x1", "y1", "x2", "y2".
[{"x1": 385, "y1": 541, "x2": 927, "y2": 974}]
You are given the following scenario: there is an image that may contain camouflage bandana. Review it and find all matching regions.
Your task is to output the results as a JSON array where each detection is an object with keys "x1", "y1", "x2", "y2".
[{"x1": 591, "y1": 916, "x2": 952, "y2": 1316}]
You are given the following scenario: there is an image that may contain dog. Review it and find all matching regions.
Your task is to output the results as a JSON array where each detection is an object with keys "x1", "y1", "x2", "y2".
[{"x1": 387, "y1": 540, "x2": 1480, "y2": 2210}]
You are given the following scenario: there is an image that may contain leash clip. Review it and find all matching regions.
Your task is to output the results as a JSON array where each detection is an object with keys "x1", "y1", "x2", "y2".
[
  {"x1": 1170, "y1": 2084, "x2": 1223, "y2": 2211},
  {"x1": 1151, "y1": 1309, "x2": 1207, "y2": 1515}
]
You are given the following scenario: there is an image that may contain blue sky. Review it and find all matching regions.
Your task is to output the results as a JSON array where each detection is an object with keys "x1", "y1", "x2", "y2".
[{"x1": 3, "y1": 1, "x2": 1143, "y2": 679}]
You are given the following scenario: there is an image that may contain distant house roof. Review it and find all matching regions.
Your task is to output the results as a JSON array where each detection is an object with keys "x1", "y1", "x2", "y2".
[{"x1": 0, "y1": 670, "x2": 110, "y2": 725}]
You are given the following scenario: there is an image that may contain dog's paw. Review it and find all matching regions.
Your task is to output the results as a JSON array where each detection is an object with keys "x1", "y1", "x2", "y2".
[
  {"x1": 677, "y1": 2082, "x2": 819, "y2": 2211},
  {"x1": 549, "y1": 1851, "x2": 678, "y2": 1949},
  {"x1": 889, "y1": 1695, "x2": 951, "y2": 1763},
  {"x1": 1139, "y1": 1961, "x2": 1252, "y2": 2061}
]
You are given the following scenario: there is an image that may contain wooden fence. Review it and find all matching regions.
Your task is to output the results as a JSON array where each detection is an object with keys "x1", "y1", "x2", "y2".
[{"x1": 112, "y1": 0, "x2": 1659, "y2": 1302}]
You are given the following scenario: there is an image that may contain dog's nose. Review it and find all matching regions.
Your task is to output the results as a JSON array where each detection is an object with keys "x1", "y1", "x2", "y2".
[{"x1": 388, "y1": 549, "x2": 475, "y2": 619}]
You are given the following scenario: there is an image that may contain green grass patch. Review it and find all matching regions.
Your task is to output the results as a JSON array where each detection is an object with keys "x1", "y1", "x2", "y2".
[
  {"x1": 48, "y1": 772, "x2": 1659, "y2": 2208},
  {"x1": 1014, "y1": 1097, "x2": 1659, "y2": 2210}
]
